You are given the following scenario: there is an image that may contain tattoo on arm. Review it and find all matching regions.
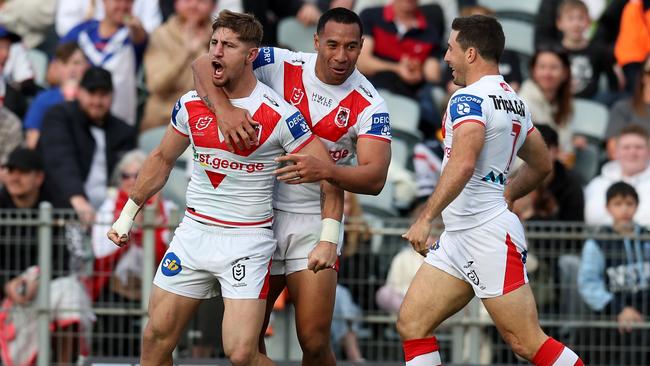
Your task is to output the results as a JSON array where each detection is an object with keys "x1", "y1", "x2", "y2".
[
  {"x1": 201, "y1": 95, "x2": 215, "y2": 111},
  {"x1": 320, "y1": 191, "x2": 326, "y2": 214}
]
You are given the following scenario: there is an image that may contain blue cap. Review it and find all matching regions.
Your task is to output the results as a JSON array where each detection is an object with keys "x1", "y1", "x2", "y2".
[{"x1": 0, "y1": 27, "x2": 21, "y2": 43}]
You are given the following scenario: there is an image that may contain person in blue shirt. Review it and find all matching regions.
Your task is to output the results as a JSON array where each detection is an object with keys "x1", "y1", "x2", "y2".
[
  {"x1": 578, "y1": 181, "x2": 650, "y2": 364},
  {"x1": 23, "y1": 42, "x2": 89, "y2": 148}
]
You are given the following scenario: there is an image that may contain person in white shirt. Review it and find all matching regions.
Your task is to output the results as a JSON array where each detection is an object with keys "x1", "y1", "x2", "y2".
[
  {"x1": 400, "y1": 15, "x2": 584, "y2": 366},
  {"x1": 107, "y1": 10, "x2": 342, "y2": 366}
]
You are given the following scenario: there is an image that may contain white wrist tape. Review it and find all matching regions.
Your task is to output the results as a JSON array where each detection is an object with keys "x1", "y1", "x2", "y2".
[
  {"x1": 320, "y1": 218, "x2": 341, "y2": 244},
  {"x1": 111, "y1": 199, "x2": 140, "y2": 237}
]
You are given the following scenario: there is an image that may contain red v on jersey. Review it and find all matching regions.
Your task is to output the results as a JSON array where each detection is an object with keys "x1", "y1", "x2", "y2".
[
  {"x1": 186, "y1": 100, "x2": 281, "y2": 157},
  {"x1": 282, "y1": 62, "x2": 372, "y2": 142},
  {"x1": 205, "y1": 170, "x2": 226, "y2": 189}
]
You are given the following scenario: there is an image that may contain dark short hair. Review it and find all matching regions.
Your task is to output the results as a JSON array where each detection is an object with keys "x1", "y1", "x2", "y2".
[
  {"x1": 536, "y1": 125, "x2": 559, "y2": 148},
  {"x1": 212, "y1": 10, "x2": 263, "y2": 47},
  {"x1": 451, "y1": 15, "x2": 504, "y2": 63},
  {"x1": 606, "y1": 181, "x2": 639, "y2": 205},
  {"x1": 317, "y1": 7, "x2": 363, "y2": 37},
  {"x1": 55, "y1": 42, "x2": 83, "y2": 63},
  {"x1": 618, "y1": 124, "x2": 650, "y2": 142}
]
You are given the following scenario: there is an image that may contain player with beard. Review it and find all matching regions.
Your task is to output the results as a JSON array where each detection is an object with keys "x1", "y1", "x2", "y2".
[
  {"x1": 192, "y1": 7, "x2": 391, "y2": 366},
  {"x1": 107, "y1": 10, "x2": 343, "y2": 366}
]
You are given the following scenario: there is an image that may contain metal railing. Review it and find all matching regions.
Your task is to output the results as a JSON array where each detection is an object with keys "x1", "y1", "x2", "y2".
[{"x1": 1, "y1": 206, "x2": 649, "y2": 365}]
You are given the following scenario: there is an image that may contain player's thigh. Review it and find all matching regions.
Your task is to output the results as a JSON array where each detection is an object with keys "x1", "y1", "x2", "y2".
[
  {"x1": 398, "y1": 262, "x2": 474, "y2": 337},
  {"x1": 286, "y1": 268, "x2": 338, "y2": 337},
  {"x1": 222, "y1": 298, "x2": 269, "y2": 351},
  {"x1": 481, "y1": 283, "x2": 546, "y2": 348},
  {"x1": 146, "y1": 285, "x2": 202, "y2": 339}
]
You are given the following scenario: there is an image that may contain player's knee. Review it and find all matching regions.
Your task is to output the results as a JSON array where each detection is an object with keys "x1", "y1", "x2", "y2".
[
  {"x1": 142, "y1": 322, "x2": 173, "y2": 351},
  {"x1": 396, "y1": 313, "x2": 427, "y2": 340},
  {"x1": 225, "y1": 342, "x2": 258, "y2": 366},
  {"x1": 298, "y1": 331, "x2": 330, "y2": 358},
  {"x1": 501, "y1": 331, "x2": 536, "y2": 360}
]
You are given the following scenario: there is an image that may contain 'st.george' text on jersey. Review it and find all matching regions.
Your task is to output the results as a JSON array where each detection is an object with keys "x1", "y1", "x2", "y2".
[{"x1": 170, "y1": 82, "x2": 314, "y2": 227}]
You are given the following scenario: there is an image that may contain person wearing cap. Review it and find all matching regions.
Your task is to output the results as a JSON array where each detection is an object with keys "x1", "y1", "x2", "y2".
[
  {"x1": 0, "y1": 26, "x2": 38, "y2": 118},
  {"x1": 39, "y1": 66, "x2": 136, "y2": 223},
  {"x1": 0, "y1": 146, "x2": 95, "y2": 365}
]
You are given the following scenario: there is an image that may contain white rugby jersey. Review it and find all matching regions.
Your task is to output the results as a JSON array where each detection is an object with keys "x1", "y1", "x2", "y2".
[
  {"x1": 441, "y1": 75, "x2": 535, "y2": 231},
  {"x1": 252, "y1": 47, "x2": 392, "y2": 214},
  {"x1": 170, "y1": 82, "x2": 314, "y2": 227}
]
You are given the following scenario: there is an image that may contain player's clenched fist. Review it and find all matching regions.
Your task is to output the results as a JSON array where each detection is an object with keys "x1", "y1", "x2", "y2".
[
  {"x1": 107, "y1": 199, "x2": 141, "y2": 247},
  {"x1": 307, "y1": 241, "x2": 338, "y2": 273},
  {"x1": 403, "y1": 219, "x2": 433, "y2": 257}
]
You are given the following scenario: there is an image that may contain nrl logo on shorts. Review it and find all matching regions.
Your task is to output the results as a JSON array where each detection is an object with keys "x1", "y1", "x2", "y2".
[
  {"x1": 335, "y1": 106, "x2": 350, "y2": 128},
  {"x1": 232, "y1": 263, "x2": 246, "y2": 281},
  {"x1": 196, "y1": 116, "x2": 213, "y2": 131},
  {"x1": 290, "y1": 87, "x2": 305, "y2": 105},
  {"x1": 466, "y1": 270, "x2": 480, "y2": 286}
]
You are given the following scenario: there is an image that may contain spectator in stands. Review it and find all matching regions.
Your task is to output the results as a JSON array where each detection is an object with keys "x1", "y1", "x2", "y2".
[
  {"x1": 0, "y1": 26, "x2": 38, "y2": 119},
  {"x1": 578, "y1": 181, "x2": 650, "y2": 365},
  {"x1": 60, "y1": 0, "x2": 148, "y2": 126},
  {"x1": 56, "y1": 0, "x2": 162, "y2": 37},
  {"x1": 614, "y1": 0, "x2": 650, "y2": 93},
  {"x1": 0, "y1": 0, "x2": 56, "y2": 50},
  {"x1": 605, "y1": 54, "x2": 650, "y2": 158},
  {"x1": 23, "y1": 42, "x2": 89, "y2": 149},
  {"x1": 534, "y1": 0, "x2": 608, "y2": 47},
  {"x1": 90, "y1": 149, "x2": 175, "y2": 301},
  {"x1": 519, "y1": 46, "x2": 577, "y2": 164},
  {"x1": 375, "y1": 243, "x2": 424, "y2": 314},
  {"x1": 357, "y1": 0, "x2": 444, "y2": 137},
  {"x1": 585, "y1": 125, "x2": 650, "y2": 227},
  {"x1": 0, "y1": 105, "x2": 22, "y2": 182},
  {"x1": 140, "y1": 0, "x2": 214, "y2": 132},
  {"x1": 0, "y1": 147, "x2": 94, "y2": 366},
  {"x1": 39, "y1": 66, "x2": 136, "y2": 223},
  {"x1": 513, "y1": 125, "x2": 585, "y2": 222},
  {"x1": 556, "y1": 0, "x2": 620, "y2": 101}
]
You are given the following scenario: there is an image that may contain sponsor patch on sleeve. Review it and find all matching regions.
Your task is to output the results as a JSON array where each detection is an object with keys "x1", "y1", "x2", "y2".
[
  {"x1": 171, "y1": 99, "x2": 181, "y2": 126},
  {"x1": 449, "y1": 94, "x2": 483, "y2": 122},
  {"x1": 367, "y1": 112, "x2": 392, "y2": 137},
  {"x1": 285, "y1": 111, "x2": 310, "y2": 139},
  {"x1": 253, "y1": 47, "x2": 275, "y2": 69}
]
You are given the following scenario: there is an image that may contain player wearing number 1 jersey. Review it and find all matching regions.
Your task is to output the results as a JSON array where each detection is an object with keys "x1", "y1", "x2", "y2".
[
  {"x1": 400, "y1": 16, "x2": 584, "y2": 366},
  {"x1": 193, "y1": 8, "x2": 391, "y2": 366},
  {"x1": 107, "y1": 11, "x2": 342, "y2": 366}
]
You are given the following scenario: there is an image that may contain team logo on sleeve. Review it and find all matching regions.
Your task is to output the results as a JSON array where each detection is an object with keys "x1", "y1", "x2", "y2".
[
  {"x1": 290, "y1": 87, "x2": 305, "y2": 105},
  {"x1": 196, "y1": 116, "x2": 213, "y2": 130},
  {"x1": 171, "y1": 99, "x2": 181, "y2": 126},
  {"x1": 161, "y1": 252, "x2": 182, "y2": 276},
  {"x1": 285, "y1": 111, "x2": 310, "y2": 139},
  {"x1": 335, "y1": 106, "x2": 351, "y2": 128},
  {"x1": 449, "y1": 94, "x2": 483, "y2": 122},
  {"x1": 253, "y1": 47, "x2": 274, "y2": 69},
  {"x1": 368, "y1": 112, "x2": 391, "y2": 136}
]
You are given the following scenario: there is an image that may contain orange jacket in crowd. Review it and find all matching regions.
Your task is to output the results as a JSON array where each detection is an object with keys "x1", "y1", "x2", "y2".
[{"x1": 614, "y1": 0, "x2": 650, "y2": 66}]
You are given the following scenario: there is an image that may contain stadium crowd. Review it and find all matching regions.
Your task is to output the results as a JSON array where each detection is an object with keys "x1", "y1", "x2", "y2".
[{"x1": 0, "y1": 0, "x2": 649, "y2": 364}]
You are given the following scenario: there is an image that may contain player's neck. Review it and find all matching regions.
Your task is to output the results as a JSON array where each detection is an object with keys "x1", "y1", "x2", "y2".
[
  {"x1": 223, "y1": 70, "x2": 257, "y2": 99},
  {"x1": 464, "y1": 65, "x2": 500, "y2": 86}
]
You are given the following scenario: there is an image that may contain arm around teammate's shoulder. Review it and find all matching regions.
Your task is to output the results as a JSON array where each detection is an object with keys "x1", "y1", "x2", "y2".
[{"x1": 504, "y1": 128, "x2": 552, "y2": 208}]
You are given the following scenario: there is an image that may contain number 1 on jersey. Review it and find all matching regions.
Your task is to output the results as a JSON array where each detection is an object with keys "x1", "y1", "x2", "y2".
[{"x1": 505, "y1": 121, "x2": 522, "y2": 173}]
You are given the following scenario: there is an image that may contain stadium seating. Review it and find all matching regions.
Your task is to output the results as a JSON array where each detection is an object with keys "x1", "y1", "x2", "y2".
[
  {"x1": 571, "y1": 98, "x2": 609, "y2": 141},
  {"x1": 138, "y1": 125, "x2": 166, "y2": 154},
  {"x1": 277, "y1": 17, "x2": 317, "y2": 53},
  {"x1": 499, "y1": 18, "x2": 535, "y2": 56},
  {"x1": 358, "y1": 181, "x2": 397, "y2": 217},
  {"x1": 378, "y1": 89, "x2": 422, "y2": 145}
]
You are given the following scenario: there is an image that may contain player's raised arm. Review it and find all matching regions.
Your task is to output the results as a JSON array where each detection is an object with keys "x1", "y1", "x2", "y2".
[
  {"x1": 504, "y1": 128, "x2": 553, "y2": 208},
  {"x1": 404, "y1": 122, "x2": 485, "y2": 254},
  {"x1": 108, "y1": 125, "x2": 189, "y2": 246},
  {"x1": 192, "y1": 54, "x2": 258, "y2": 150}
]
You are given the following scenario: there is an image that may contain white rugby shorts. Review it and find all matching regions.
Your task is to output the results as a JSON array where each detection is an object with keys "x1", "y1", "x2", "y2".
[
  {"x1": 153, "y1": 217, "x2": 275, "y2": 300},
  {"x1": 270, "y1": 210, "x2": 344, "y2": 275},
  {"x1": 424, "y1": 209, "x2": 529, "y2": 298}
]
